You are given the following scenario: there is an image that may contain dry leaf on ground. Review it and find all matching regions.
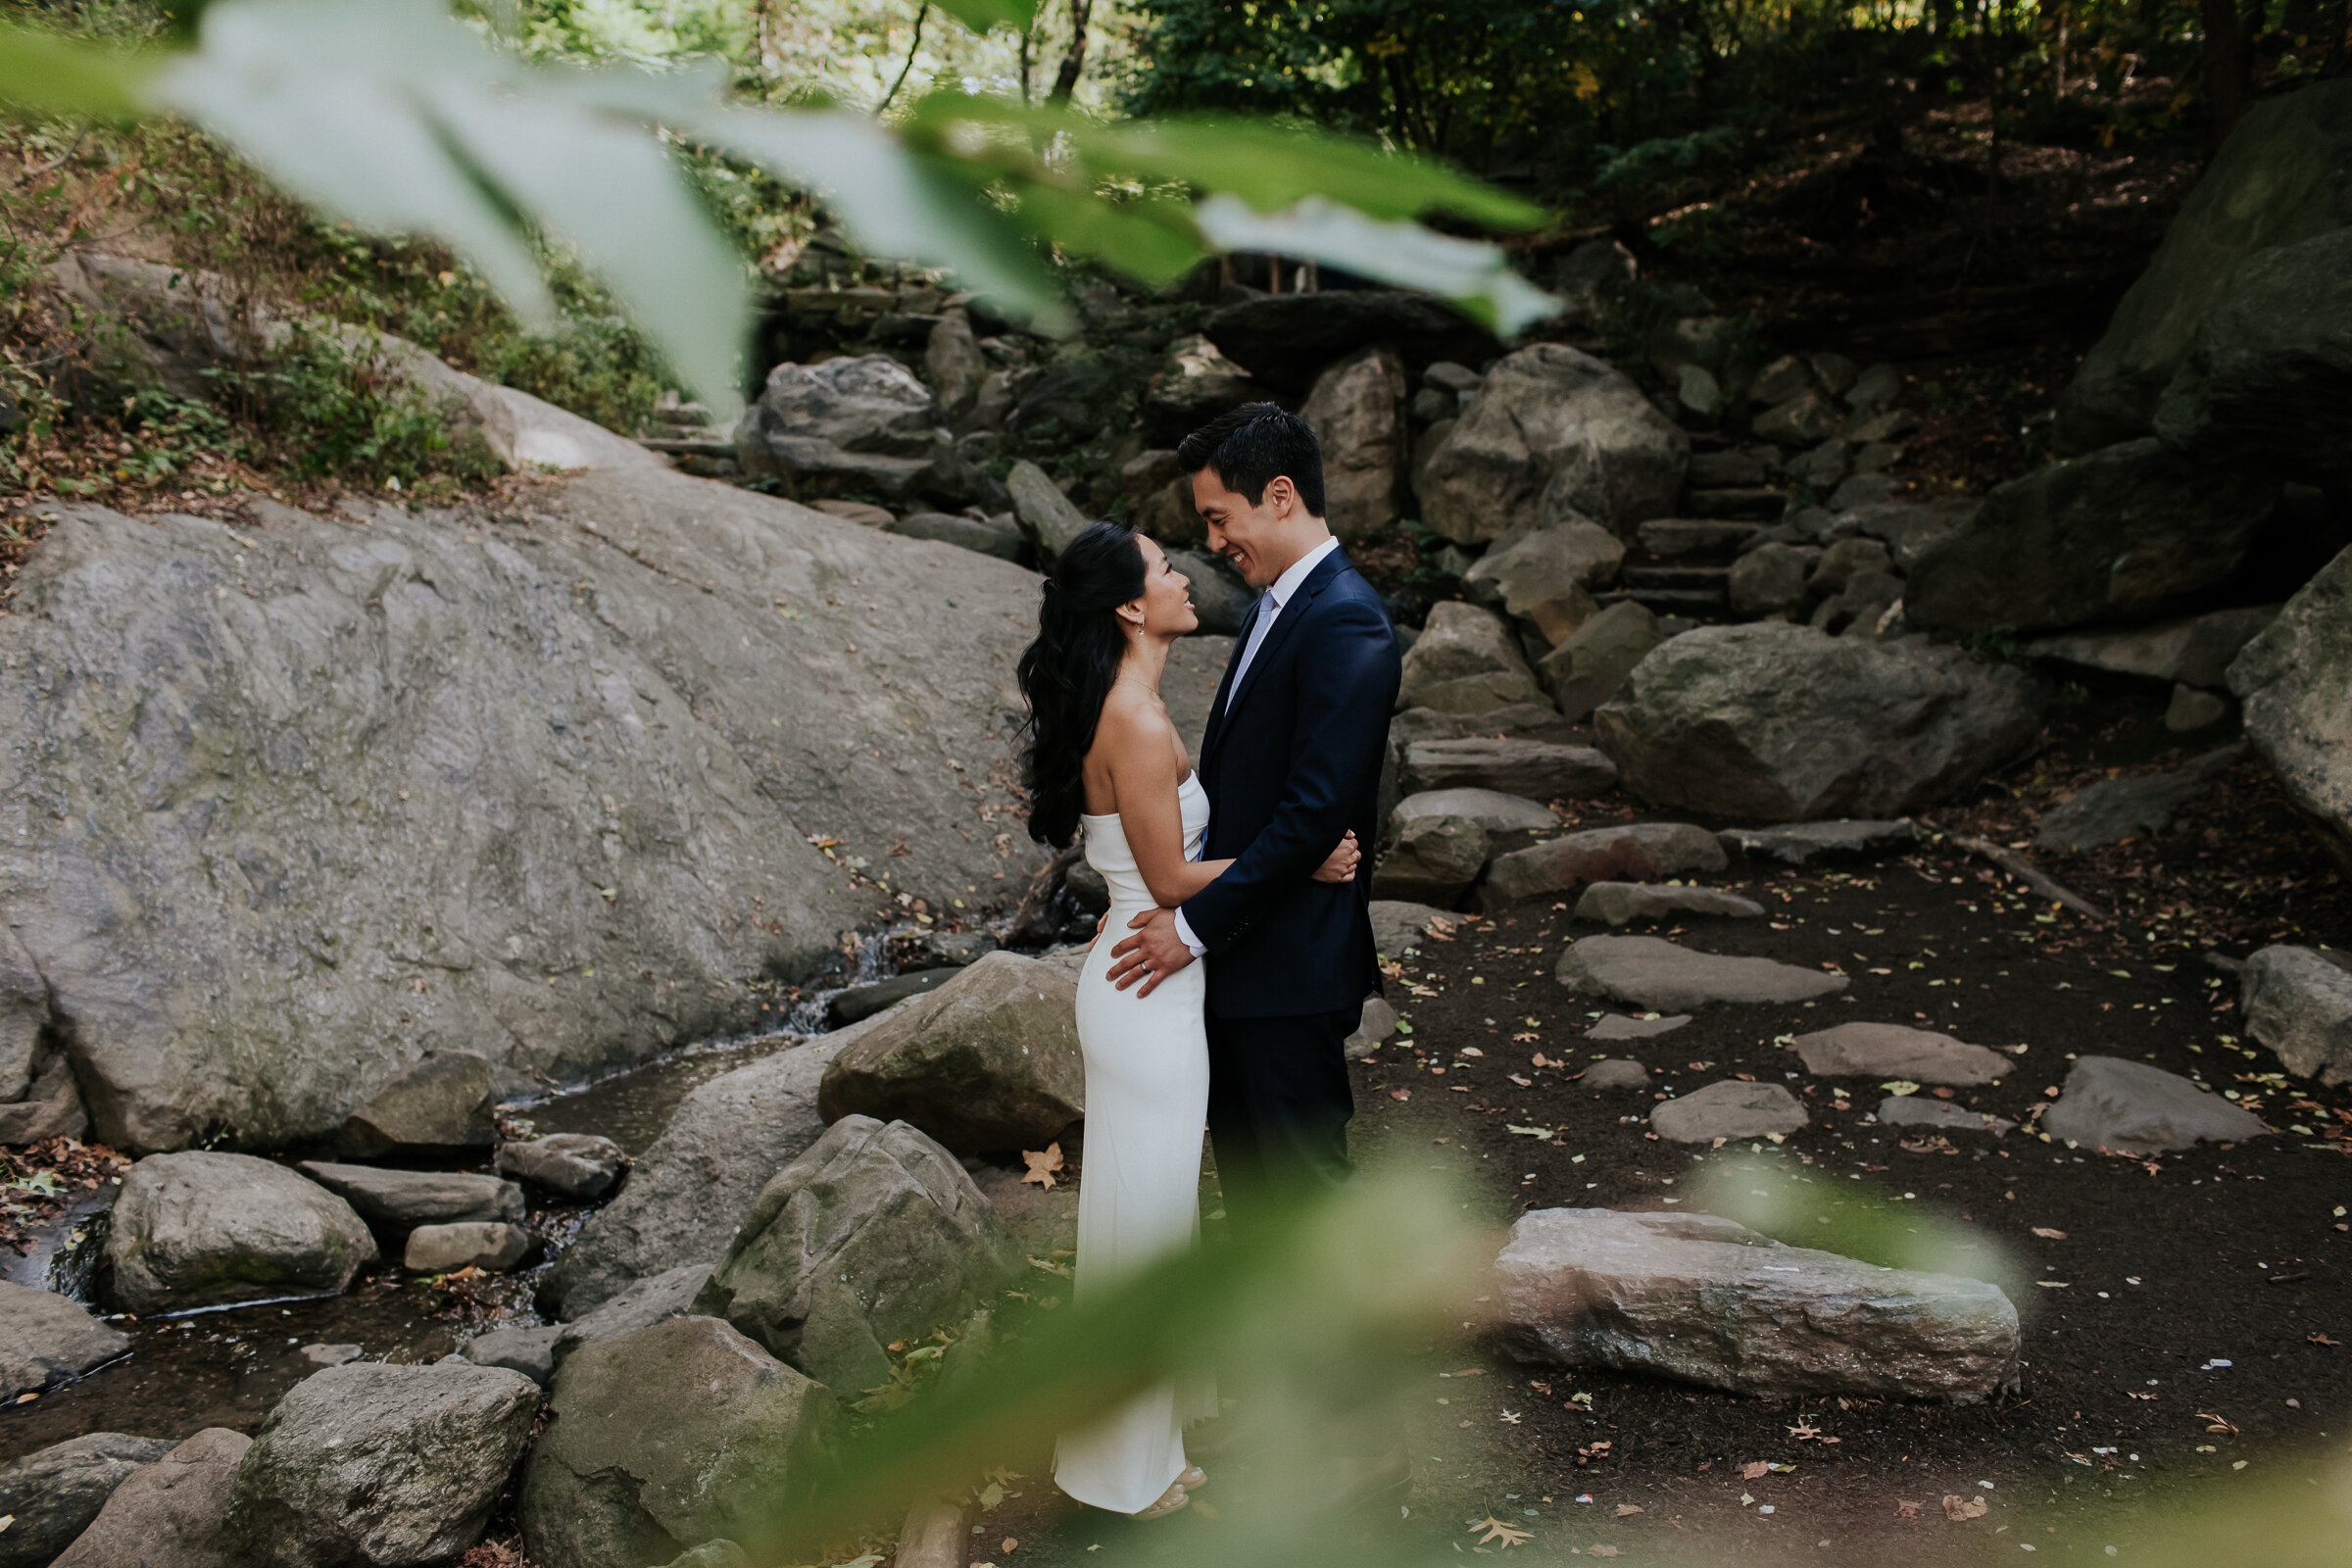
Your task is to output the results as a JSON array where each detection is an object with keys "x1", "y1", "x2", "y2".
[
  {"x1": 1614, "y1": 1503, "x2": 1643, "y2": 1517},
  {"x1": 1020, "y1": 1144, "x2": 1063, "y2": 1189},
  {"x1": 1741, "y1": 1460, "x2": 1770, "y2": 1480},
  {"x1": 1471, "y1": 1515, "x2": 1533, "y2": 1548},
  {"x1": 1942, "y1": 1494, "x2": 1988, "y2": 1521},
  {"x1": 1894, "y1": 1499, "x2": 1921, "y2": 1519},
  {"x1": 2032, "y1": 1226, "x2": 2067, "y2": 1239}
]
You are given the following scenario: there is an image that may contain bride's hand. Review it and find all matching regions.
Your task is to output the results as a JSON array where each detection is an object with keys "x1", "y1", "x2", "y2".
[{"x1": 1312, "y1": 830, "x2": 1361, "y2": 884}]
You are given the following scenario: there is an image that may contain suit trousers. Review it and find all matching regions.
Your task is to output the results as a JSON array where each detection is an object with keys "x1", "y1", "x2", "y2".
[{"x1": 1203, "y1": 1005, "x2": 1360, "y2": 1237}]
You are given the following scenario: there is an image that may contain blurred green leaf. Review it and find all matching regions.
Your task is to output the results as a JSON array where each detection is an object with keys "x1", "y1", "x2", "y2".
[
  {"x1": 0, "y1": 20, "x2": 159, "y2": 122},
  {"x1": 1693, "y1": 1154, "x2": 2026, "y2": 1306},
  {"x1": 929, "y1": 0, "x2": 1040, "y2": 33},
  {"x1": 1195, "y1": 195, "x2": 1557, "y2": 336},
  {"x1": 999, "y1": 179, "x2": 1203, "y2": 283}
]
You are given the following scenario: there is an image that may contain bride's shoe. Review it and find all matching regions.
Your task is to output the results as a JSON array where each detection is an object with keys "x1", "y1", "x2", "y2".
[
  {"x1": 1130, "y1": 1481, "x2": 1190, "y2": 1520},
  {"x1": 1177, "y1": 1466, "x2": 1207, "y2": 1490}
]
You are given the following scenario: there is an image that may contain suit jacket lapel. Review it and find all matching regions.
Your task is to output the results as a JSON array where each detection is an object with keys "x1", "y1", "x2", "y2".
[
  {"x1": 1197, "y1": 610, "x2": 1256, "y2": 775},
  {"x1": 1215, "y1": 548, "x2": 1348, "y2": 739}
]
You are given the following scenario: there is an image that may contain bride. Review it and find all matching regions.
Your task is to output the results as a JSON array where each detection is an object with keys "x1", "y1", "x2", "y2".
[{"x1": 1016, "y1": 521, "x2": 1360, "y2": 1521}]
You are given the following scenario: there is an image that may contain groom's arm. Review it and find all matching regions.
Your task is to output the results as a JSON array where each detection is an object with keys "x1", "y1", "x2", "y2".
[{"x1": 1176, "y1": 596, "x2": 1398, "y2": 956}]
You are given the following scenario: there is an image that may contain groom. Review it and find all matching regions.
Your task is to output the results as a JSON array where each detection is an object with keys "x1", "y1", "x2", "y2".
[{"x1": 1105, "y1": 402, "x2": 1404, "y2": 1495}]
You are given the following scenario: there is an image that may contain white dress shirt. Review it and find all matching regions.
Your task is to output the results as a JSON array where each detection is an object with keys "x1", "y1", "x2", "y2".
[{"x1": 1173, "y1": 535, "x2": 1341, "y2": 956}]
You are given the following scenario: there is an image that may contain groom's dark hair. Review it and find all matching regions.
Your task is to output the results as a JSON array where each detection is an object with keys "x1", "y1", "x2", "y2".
[{"x1": 1176, "y1": 402, "x2": 1327, "y2": 518}]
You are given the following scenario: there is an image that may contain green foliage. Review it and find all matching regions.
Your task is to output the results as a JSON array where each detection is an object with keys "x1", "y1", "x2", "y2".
[{"x1": 208, "y1": 323, "x2": 497, "y2": 487}]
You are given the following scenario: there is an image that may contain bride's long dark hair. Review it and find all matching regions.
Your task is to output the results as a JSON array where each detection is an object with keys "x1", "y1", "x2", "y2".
[{"x1": 1017, "y1": 521, "x2": 1148, "y2": 849}]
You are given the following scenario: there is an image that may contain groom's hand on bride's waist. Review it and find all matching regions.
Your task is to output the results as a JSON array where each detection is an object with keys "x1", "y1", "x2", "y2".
[{"x1": 1106, "y1": 907, "x2": 1196, "y2": 998}]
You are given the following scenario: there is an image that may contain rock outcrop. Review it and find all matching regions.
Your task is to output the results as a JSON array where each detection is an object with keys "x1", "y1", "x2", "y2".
[
  {"x1": 498, "y1": 1132, "x2": 629, "y2": 1200},
  {"x1": 541, "y1": 1039, "x2": 835, "y2": 1319},
  {"x1": 1419, "y1": 345, "x2": 1688, "y2": 543},
  {"x1": 106, "y1": 1152, "x2": 375, "y2": 1313},
  {"x1": 0, "y1": 1281, "x2": 129, "y2": 1398},
  {"x1": 2055, "y1": 78, "x2": 2352, "y2": 453},
  {"x1": 816, "y1": 952, "x2": 1085, "y2": 1155},
  {"x1": 333, "y1": 1053, "x2": 495, "y2": 1158},
  {"x1": 0, "y1": 464, "x2": 1048, "y2": 1151},
  {"x1": 223, "y1": 1362, "x2": 541, "y2": 1568},
  {"x1": 1491, "y1": 1208, "x2": 2020, "y2": 1401},
  {"x1": 693, "y1": 1114, "x2": 1005, "y2": 1395},
  {"x1": 1299, "y1": 345, "x2": 1407, "y2": 539},
  {"x1": 1396, "y1": 601, "x2": 1545, "y2": 714},
  {"x1": 295, "y1": 1162, "x2": 524, "y2": 1230},
  {"x1": 2230, "y1": 542, "x2": 2352, "y2": 856},
  {"x1": 520, "y1": 1316, "x2": 837, "y2": 1568},
  {"x1": 0, "y1": 1433, "x2": 173, "y2": 1568},
  {"x1": 1481, "y1": 821, "x2": 1727, "y2": 909},
  {"x1": 1594, "y1": 623, "x2": 2046, "y2": 820},
  {"x1": 1905, "y1": 440, "x2": 2279, "y2": 634},
  {"x1": 2239, "y1": 945, "x2": 2352, "y2": 1084}
]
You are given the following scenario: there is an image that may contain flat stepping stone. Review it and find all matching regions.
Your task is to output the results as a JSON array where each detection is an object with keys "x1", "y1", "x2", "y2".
[
  {"x1": 1787, "y1": 1022, "x2": 2012, "y2": 1086},
  {"x1": 1491, "y1": 1208, "x2": 2020, "y2": 1401},
  {"x1": 1555, "y1": 935, "x2": 1848, "y2": 1010},
  {"x1": 1483, "y1": 823, "x2": 1726, "y2": 909},
  {"x1": 1580, "y1": 1059, "x2": 1652, "y2": 1090},
  {"x1": 1650, "y1": 1080, "x2": 1808, "y2": 1142},
  {"x1": 0, "y1": 1282, "x2": 129, "y2": 1400},
  {"x1": 1574, "y1": 882, "x2": 1765, "y2": 926},
  {"x1": 2042, "y1": 1055, "x2": 2270, "y2": 1154},
  {"x1": 1636, "y1": 518, "x2": 1761, "y2": 557},
  {"x1": 2034, "y1": 745, "x2": 2241, "y2": 852},
  {"x1": 1719, "y1": 818, "x2": 1919, "y2": 865},
  {"x1": 2240, "y1": 944, "x2": 2352, "y2": 1084},
  {"x1": 1879, "y1": 1097, "x2": 2016, "y2": 1137},
  {"x1": 1369, "y1": 900, "x2": 1455, "y2": 957},
  {"x1": 1587, "y1": 1011, "x2": 1692, "y2": 1041},
  {"x1": 1398, "y1": 738, "x2": 1619, "y2": 802},
  {"x1": 297, "y1": 1162, "x2": 525, "y2": 1228}
]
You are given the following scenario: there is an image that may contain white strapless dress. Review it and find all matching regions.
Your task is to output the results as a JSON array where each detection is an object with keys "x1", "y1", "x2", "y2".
[{"x1": 1054, "y1": 773, "x2": 1219, "y2": 1513}]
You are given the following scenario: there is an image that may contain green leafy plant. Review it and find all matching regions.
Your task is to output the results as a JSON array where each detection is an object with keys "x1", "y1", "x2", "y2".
[{"x1": 207, "y1": 323, "x2": 496, "y2": 487}]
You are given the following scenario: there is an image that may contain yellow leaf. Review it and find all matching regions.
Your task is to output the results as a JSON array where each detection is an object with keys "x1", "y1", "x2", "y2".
[
  {"x1": 1471, "y1": 1515, "x2": 1532, "y2": 1548},
  {"x1": 1941, "y1": 1493, "x2": 1988, "y2": 1521},
  {"x1": 1020, "y1": 1143, "x2": 1064, "y2": 1189}
]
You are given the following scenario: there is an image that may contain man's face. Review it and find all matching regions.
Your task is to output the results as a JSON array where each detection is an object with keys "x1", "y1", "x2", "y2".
[{"x1": 1190, "y1": 467, "x2": 1293, "y2": 590}]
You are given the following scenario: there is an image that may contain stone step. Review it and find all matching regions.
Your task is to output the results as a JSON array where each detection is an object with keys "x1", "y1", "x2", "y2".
[
  {"x1": 1637, "y1": 518, "x2": 1761, "y2": 558},
  {"x1": 1593, "y1": 587, "x2": 1726, "y2": 612},
  {"x1": 1683, "y1": 486, "x2": 1788, "y2": 520},
  {"x1": 637, "y1": 437, "x2": 737, "y2": 458},
  {"x1": 1620, "y1": 564, "x2": 1731, "y2": 592}
]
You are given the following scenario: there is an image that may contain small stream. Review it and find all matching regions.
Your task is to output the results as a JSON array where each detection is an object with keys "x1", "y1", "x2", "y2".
[{"x1": 0, "y1": 913, "x2": 1085, "y2": 1463}]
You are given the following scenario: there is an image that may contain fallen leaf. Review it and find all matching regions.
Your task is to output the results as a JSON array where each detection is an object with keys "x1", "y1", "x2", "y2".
[
  {"x1": 2310, "y1": 1333, "x2": 2341, "y2": 1347},
  {"x1": 1471, "y1": 1514, "x2": 1533, "y2": 1548},
  {"x1": 1532, "y1": 1053, "x2": 1557, "y2": 1067},
  {"x1": 1020, "y1": 1144, "x2": 1064, "y2": 1189},
  {"x1": 1614, "y1": 1503, "x2": 1643, "y2": 1517},
  {"x1": 2032, "y1": 1227, "x2": 2067, "y2": 1240},
  {"x1": 1389, "y1": 1089, "x2": 1411, "y2": 1101},
  {"x1": 1507, "y1": 1124, "x2": 1555, "y2": 1139},
  {"x1": 1942, "y1": 1494, "x2": 1988, "y2": 1522},
  {"x1": 1741, "y1": 1461, "x2": 1769, "y2": 1480},
  {"x1": 976, "y1": 1481, "x2": 1005, "y2": 1509},
  {"x1": 1590, "y1": 1546, "x2": 1622, "y2": 1557},
  {"x1": 1002, "y1": 1539, "x2": 1017, "y2": 1552},
  {"x1": 1788, "y1": 1421, "x2": 1822, "y2": 1440},
  {"x1": 1895, "y1": 1499, "x2": 1921, "y2": 1519}
]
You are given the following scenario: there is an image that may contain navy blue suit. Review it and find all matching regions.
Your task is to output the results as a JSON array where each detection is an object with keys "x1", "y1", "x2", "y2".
[{"x1": 1180, "y1": 545, "x2": 1400, "y2": 1224}]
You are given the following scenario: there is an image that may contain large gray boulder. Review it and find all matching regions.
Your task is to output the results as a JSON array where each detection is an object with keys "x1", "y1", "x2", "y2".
[
  {"x1": 2033, "y1": 745, "x2": 2241, "y2": 852},
  {"x1": 541, "y1": 1040, "x2": 834, "y2": 1319},
  {"x1": 2056, "y1": 78, "x2": 2352, "y2": 453},
  {"x1": 816, "y1": 952, "x2": 1084, "y2": 1155},
  {"x1": 1594, "y1": 622, "x2": 2046, "y2": 820},
  {"x1": 692, "y1": 1114, "x2": 1005, "y2": 1395},
  {"x1": 333, "y1": 1053, "x2": 494, "y2": 1158},
  {"x1": 1396, "y1": 601, "x2": 1545, "y2": 714},
  {"x1": 0, "y1": 465, "x2": 1049, "y2": 1152},
  {"x1": 1397, "y1": 737, "x2": 1617, "y2": 801},
  {"x1": 2152, "y1": 226, "x2": 2352, "y2": 488},
  {"x1": 553, "y1": 1262, "x2": 712, "y2": 1366},
  {"x1": 1141, "y1": 336, "x2": 1259, "y2": 445},
  {"x1": 107, "y1": 1152, "x2": 376, "y2": 1313},
  {"x1": 2042, "y1": 1055, "x2": 2270, "y2": 1153},
  {"x1": 222, "y1": 1361, "x2": 540, "y2": 1568},
  {"x1": 2025, "y1": 605, "x2": 2279, "y2": 689},
  {"x1": 1905, "y1": 439, "x2": 2279, "y2": 635},
  {"x1": 2230, "y1": 539, "x2": 2352, "y2": 855},
  {"x1": 520, "y1": 1316, "x2": 837, "y2": 1568},
  {"x1": 1419, "y1": 345, "x2": 1689, "y2": 543},
  {"x1": 1372, "y1": 789, "x2": 1555, "y2": 904},
  {"x1": 1491, "y1": 1208, "x2": 2020, "y2": 1401},
  {"x1": 0, "y1": 1280, "x2": 129, "y2": 1398},
  {"x1": 52, "y1": 1428, "x2": 250, "y2": 1568},
  {"x1": 1462, "y1": 519, "x2": 1621, "y2": 645},
  {"x1": 2240, "y1": 945, "x2": 2352, "y2": 1084},
  {"x1": 0, "y1": 1433, "x2": 174, "y2": 1568},
  {"x1": 1005, "y1": 459, "x2": 1093, "y2": 560},
  {"x1": 1555, "y1": 935, "x2": 1848, "y2": 1010},
  {"x1": 0, "y1": 953, "x2": 88, "y2": 1141},
  {"x1": 735, "y1": 355, "x2": 949, "y2": 500},
  {"x1": 1785, "y1": 1022, "x2": 2011, "y2": 1086},
  {"x1": 406, "y1": 1221, "x2": 532, "y2": 1273},
  {"x1": 1481, "y1": 821, "x2": 1727, "y2": 910},
  {"x1": 1200, "y1": 290, "x2": 1496, "y2": 392},
  {"x1": 1299, "y1": 345, "x2": 1407, "y2": 540},
  {"x1": 295, "y1": 1162, "x2": 524, "y2": 1230},
  {"x1": 1539, "y1": 601, "x2": 1662, "y2": 723},
  {"x1": 498, "y1": 1132, "x2": 629, "y2": 1200}
]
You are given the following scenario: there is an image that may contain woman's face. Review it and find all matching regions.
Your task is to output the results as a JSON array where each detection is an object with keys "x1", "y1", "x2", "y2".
[{"x1": 1127, "y1": 535, "x2": 1200, "y2": 639}]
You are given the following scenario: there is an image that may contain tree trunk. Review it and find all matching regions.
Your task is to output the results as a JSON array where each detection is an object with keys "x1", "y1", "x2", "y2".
[
  {"x1": 2203, "y1": 0, "x2": 2250, "y2": 139},
  {"x1": 1049, "y1": 0, "x2": 1093, "y2": 105}
]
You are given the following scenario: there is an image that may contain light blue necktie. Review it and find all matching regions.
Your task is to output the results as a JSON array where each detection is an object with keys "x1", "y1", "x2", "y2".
[{"x1": 1224, "y1": 591, "x2": 1278, "y2": 713}]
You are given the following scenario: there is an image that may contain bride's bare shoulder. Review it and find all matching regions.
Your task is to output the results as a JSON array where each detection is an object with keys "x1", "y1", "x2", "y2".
[{"x1": 1093, "y1": 684, "x2": 1176, "y2": 757}]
